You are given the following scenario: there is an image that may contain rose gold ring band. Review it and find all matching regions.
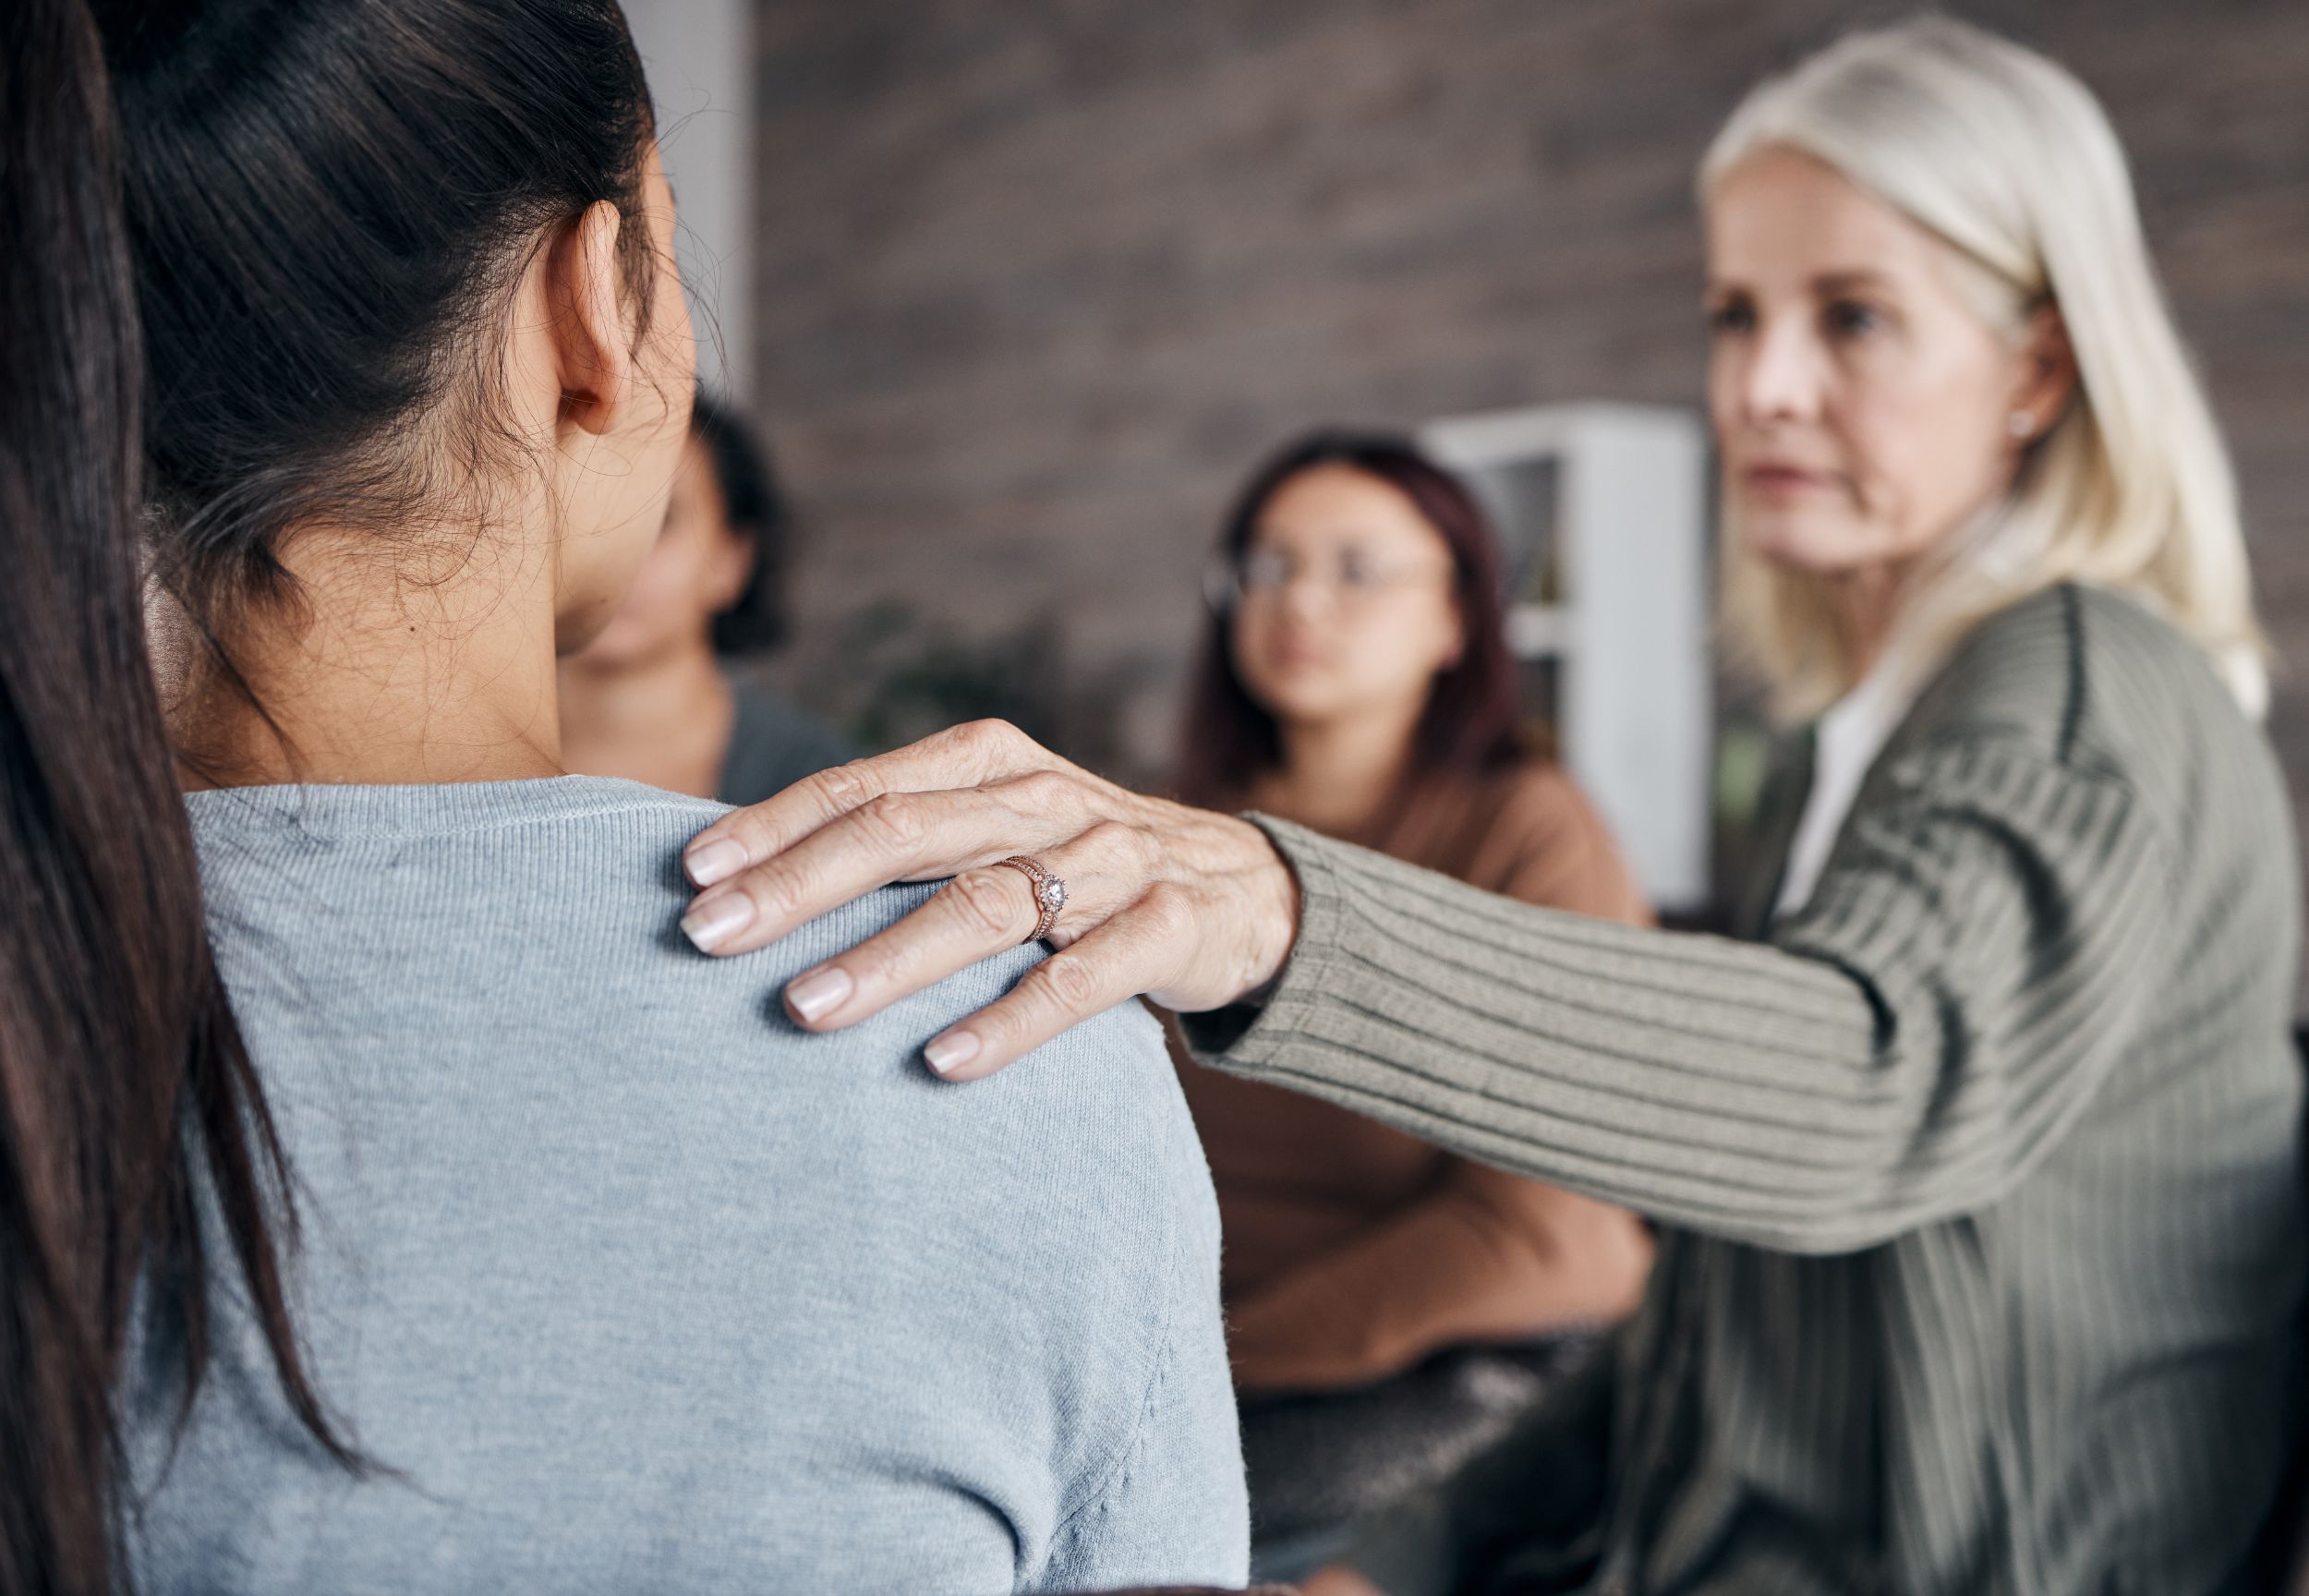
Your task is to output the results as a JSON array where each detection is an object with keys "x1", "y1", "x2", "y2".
[{"x1": 991, "y1": 855, "x2": 1068, "y2": 945}]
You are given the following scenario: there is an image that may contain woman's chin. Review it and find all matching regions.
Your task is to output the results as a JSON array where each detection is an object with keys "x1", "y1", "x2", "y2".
[
  {"x1": 562, "y1": 614, "x2": 656, "y2": 670},
  {"x1": 1241, "y1": 670, "x2": 1336, "y2": 723},
  {"x1": 1740, "y1": 515, "x2": 1874, "y2": 578}
]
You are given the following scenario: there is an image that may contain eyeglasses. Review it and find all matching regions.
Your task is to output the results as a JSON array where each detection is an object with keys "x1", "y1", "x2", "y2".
[{"x1": 1203, "y1": 545, "x2": 1454, "y2": 614}]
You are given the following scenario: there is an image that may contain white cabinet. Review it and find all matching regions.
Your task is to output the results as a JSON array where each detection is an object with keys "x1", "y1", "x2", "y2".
[{"x1": 1420, "y1": 403, "x2": 1713, "y2": 912}]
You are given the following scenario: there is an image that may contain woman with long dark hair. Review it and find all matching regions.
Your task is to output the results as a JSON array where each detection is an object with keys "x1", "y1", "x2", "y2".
[
  {"x1": 1171, "y1": 431, "x2": 1651, "y2": 1571},
  {"x1": 3, "y1": 1, "x2": 1246, "y2": 1590}
]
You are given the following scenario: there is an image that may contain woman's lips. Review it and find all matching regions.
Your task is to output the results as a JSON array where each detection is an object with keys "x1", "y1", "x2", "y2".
[{"x1": 1743, "y1": 462, "x2": 1832, "y2": 497}]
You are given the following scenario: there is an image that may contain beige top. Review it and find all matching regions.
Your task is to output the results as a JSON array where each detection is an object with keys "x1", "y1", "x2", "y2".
[{"x1": 1175, "y1": 757, "x2": 1654, "y2": 1393}]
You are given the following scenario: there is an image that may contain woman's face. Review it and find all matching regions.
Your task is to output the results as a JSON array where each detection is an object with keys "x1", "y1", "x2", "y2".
[
  {"x1": 1703, "y1": 147, "x2": 2057, "y2": 581},
  {"x1": 575, "y1": 433, "x2": 754, "y2": 671},
  {"x1": 1227, "y1": 464, "x2": 1465, "y2": 733},
  {"x1": 553, "y1": 144, "x2": 699, "y2": 652}
]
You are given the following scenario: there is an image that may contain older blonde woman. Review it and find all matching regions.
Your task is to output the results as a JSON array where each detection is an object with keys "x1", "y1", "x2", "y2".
[{"x1": 677, "y1": 18, "x2": 2303, "y2": 1595}]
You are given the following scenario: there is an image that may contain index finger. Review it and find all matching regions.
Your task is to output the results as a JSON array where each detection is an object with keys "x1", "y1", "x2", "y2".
[
  {"x1": 678, "y1": 776, "x2": 1070, "y2": 959},
  {"x1": 683, "y1": 719, "x2": 1042, "y2": 889}
]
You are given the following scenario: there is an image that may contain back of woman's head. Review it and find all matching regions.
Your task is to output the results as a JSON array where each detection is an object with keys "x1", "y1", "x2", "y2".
[
  {"x1": 1176, "y1": 428, "x2": 1523, "y2": 808},
  {"x1": 1702, "y1": 14, "x2": 2266, "y2": 718},
  {"x1": 91, "y1": 0, "x2": 659, "y2": 645}
]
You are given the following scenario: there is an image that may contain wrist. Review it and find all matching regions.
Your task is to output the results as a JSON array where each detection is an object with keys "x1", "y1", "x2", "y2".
[{"x1": 1237, "y1": 814, "x2": 1302, "y2": 998}]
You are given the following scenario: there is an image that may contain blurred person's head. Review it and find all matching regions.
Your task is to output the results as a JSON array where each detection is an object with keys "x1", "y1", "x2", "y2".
[
  {"x1": 574, "y1": 392, "x2": 790, "y2": 673},
  {"x1": 1177, "y1": 429, "x2": 1520, "y2": 808},
  {"x1": 104, "y1": 0, "x2": 693, "y2": 774},
  {"x1": 1699, "y1": 15, "x2": 2264, "y2": 719}
]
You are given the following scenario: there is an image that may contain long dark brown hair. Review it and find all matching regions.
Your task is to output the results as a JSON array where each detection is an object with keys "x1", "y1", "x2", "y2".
[
  {"x1": 1175, "y1": 429, "x2": 1526, "y2": 811},
  {"x1": 5, "y1": 0, "x2": 663, "y2": 1588},
  {"x1": 0, "y1": 3, "x2": 347, "y2": 1590}
]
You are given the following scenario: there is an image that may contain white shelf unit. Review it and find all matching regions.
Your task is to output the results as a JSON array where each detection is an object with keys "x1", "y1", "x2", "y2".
[{"x1": 1419, "y1": 403, "x2": 1712, "y2": 912}]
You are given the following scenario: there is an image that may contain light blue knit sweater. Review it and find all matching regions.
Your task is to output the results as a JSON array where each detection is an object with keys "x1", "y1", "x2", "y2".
[{"x1": 128, "y1": 777, "x2": 1249, "y2": 1596}]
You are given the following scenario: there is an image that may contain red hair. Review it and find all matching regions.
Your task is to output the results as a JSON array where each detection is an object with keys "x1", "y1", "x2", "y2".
[{"x1": 1174, "y1": 429, "x2": 1524, "y2": 810}]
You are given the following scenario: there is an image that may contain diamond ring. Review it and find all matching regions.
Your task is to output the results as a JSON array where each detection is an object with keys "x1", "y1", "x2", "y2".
[{"x1": 991, "y1": 856, "x2": 1068, "y2": 945}]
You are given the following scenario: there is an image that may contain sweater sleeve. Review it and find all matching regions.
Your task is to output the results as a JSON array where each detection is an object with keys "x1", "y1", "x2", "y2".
[{"x1": 1184, "y1": 734, "x2": 2172, "y2": 1256}]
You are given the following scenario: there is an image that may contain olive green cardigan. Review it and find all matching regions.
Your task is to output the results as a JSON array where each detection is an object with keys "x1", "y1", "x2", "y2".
[{"x1": 1187, "y1": 585, "x2": 2304, "y2": 1596}]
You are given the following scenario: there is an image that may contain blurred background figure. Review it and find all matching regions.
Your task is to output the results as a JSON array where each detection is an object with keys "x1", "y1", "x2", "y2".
[
  {"x1": 1171, "y1": 430, "x2": 1656, "y2": 1577},
  {"x1": 560, "y1": 391, "x2": 854, "y2": 803}
]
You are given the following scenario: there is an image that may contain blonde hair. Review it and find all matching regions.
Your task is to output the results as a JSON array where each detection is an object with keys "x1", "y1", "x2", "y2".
[{"x1": 1701, "y1": 15, "x2": 2267, "y2": 720}]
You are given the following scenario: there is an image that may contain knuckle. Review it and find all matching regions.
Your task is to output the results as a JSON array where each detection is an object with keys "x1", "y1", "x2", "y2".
[
  {"x1": 1135, "y1": 881, "x2": 1195, "y2": 942},
  {"x1": 813, "y1": 759, "x2": 881, "y2": 813},
  {"x1": 743, "y1": 865, "x2": 805, "y2": 927},
  {"x1": 974, "y1": 997, "x2": 1032, "y2": 1051},
  {"x1": 1083, "y1": 819, "x2": 1157, "y2": 876},
  {"x1": 1030, "y1": 951, "x2": 1102, "y2": 1013},
  {"x1": 970, "y1": 998, "x2": 1025, "y2": 1048},
  {"x1": 856, "y1": 791, "x2": 926, "y2": 852},
  {"x1": 1129, "y1": 823, "x2": 1162, "y2": 873},
  {"x1": 945, "y1": 870, "x2": 1027, "y2": 942},
  {"x1": 855, "y1": 932, "x2": 920, "y2": 992},
  {"x1": 1011, "y1": 768, "x2": 1077, "y2": 810},
  {"x1": 937, "y1": 719, "x2": 1026, "y2": 785},
  {"x1": 955, "y1": 719, "x2": 1017, "y2": 757}
]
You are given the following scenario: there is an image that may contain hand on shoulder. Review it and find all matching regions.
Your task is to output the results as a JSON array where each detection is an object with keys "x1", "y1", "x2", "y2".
[{"x1": 676, "y1": 720, "x2": 1303, "y2": 1081}]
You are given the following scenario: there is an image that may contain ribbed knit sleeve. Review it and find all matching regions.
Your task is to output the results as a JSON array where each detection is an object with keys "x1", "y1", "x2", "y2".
[{"x1": 1187, "y1": 732, "x2": 2171, "y2": 1256}]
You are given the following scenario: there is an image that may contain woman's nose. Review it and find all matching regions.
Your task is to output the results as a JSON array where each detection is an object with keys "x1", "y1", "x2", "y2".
[
  {"x1": 1278, "y1": 572, "x2": 1335, "y2": 623},
  {"x1": 1739, "y1": 318, "x2": 1824, "y2": 428}
]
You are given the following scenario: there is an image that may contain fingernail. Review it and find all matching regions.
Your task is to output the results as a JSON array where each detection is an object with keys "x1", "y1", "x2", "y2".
[
  {"x1": 680, "y1": 893, "x2": 756, "y2": 953},
  {"x1": 685, "y1": 837, "x2": 749, "y2": 888},
  {"x1": 787, "y1": 966, "x2": 854, "y2": 1023},
  {"x1": 924, "y1": 1031, "x2": 981, "y2": 1076}
]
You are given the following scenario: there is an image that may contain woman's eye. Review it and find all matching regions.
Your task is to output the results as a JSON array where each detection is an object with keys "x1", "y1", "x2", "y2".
[
  {"x1": 1706, "y1": 300, "x2": 1755, "y2": 335},
  {"x1": 1826, "y1": 299, "x2": 1884, "y2": 338},
  {"x1": 1241, "y1": 551, "x2": 1293, "y2": 590},
  {"x1": 1336, "y1": 552, "x2": 1383, "y2": 589}
]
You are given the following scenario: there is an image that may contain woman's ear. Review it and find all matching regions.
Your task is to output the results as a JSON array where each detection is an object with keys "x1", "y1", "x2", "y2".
[
  {"x1": 2010, "y1": 304, "x2": 2078, "y2": 442},
  {"x1": 548, "y1": 200, "x2": 634, "y2": 440},
  {"x1": 704, "y1": 528, "x2": 757, "y2": 612}
]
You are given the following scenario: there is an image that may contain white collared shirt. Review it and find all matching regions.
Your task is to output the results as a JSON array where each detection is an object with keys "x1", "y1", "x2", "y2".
[{"x1": 1774, "y1": 630, "x2": 1945, "y2": 919}]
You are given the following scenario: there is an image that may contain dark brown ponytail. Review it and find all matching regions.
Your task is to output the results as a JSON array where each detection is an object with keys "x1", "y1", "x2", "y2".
[
  {"x1": 0, "y1": 4, "x2": 347, "y2": 1590},
  {"x1": 5, "y1": 0, "x2": 663, "y2": 1578}
]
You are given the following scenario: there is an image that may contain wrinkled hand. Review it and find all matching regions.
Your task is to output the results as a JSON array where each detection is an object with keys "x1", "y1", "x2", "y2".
[{"x1": 676, "y1": 719, "x2": 1300, "y2": 1081}]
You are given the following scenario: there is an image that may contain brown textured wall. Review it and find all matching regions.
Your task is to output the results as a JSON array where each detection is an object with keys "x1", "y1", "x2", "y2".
[{"x1": 742, "y1": 0, "x2": 2309, "y2": 861}]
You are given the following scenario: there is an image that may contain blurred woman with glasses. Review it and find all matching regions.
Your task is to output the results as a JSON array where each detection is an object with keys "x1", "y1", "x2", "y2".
[{"x1": 1172, "y1": 430, "x2": 1656, "y2": 1574}]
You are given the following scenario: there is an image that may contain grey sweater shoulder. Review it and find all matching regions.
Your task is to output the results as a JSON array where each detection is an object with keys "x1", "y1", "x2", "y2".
[{"x1": 132, "y1": 777, "x2": 1248, "y2": 1596}]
